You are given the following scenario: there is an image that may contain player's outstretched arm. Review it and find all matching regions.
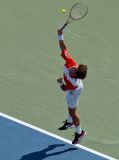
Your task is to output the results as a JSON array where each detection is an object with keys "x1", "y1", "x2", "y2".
[{"x1": 57, "y1": 29, "x2": 67, "y2": 51}]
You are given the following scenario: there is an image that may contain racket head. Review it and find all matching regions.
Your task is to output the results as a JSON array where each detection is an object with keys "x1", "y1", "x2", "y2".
[{"x1": 70, "y1": 2, "x2": 88, "y2": 20}]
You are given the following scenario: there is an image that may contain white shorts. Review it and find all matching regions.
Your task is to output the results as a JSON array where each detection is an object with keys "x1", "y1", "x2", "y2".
[{"x1": 66, "y1": 89, "x2": 82, "y2": 108}]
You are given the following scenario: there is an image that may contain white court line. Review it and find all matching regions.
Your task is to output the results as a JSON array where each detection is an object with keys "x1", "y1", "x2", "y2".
[{"x1": 0, "y1": 112, "x2": 117, "y2": 160}]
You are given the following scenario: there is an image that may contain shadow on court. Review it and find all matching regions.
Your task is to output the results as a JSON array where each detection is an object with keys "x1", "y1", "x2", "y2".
[{"x1": 19, "y1": 144, "x2": 77, "y2": 160}]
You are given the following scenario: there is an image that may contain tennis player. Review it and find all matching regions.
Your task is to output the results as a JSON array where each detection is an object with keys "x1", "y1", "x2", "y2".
[{"x1": 57, "y1": 29, "x2": 87, "y2": 144}]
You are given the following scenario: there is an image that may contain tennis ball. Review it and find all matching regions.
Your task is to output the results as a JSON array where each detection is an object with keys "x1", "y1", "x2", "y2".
[{"x1": 61, "y1": 9, "x2": 66, "y2": 13}]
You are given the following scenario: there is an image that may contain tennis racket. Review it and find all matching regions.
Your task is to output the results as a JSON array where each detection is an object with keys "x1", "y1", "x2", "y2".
[{"x1": 60, "y1": 1, "x2": 88, "y2": 31}]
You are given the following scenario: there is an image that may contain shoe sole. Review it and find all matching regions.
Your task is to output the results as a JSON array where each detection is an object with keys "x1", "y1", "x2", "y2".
[{"x1": 58, "y1": 125, "x2": 75, "y2": 130}]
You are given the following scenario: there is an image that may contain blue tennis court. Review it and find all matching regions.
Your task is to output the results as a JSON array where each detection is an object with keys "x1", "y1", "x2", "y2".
[{"x1": 0, "y1": 113, "x2": 117, "y2": 160}]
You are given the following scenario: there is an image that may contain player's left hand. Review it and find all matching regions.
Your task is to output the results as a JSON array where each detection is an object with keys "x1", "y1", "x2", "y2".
[{"x1": 57, "y1": 77, "x2": 63, "y2": 83}]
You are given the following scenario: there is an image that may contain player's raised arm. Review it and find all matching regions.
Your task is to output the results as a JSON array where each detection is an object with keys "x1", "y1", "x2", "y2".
[{"x1": 57, "y1": 29, "x2": 67, "y2": 51}]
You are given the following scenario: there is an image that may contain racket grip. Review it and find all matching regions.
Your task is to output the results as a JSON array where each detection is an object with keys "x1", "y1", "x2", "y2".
[{"x1": 60, "y1": 23, "x2": 68, "y2": 31}]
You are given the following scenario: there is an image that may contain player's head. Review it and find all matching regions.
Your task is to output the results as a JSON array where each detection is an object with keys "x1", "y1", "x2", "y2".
[{"x1": 76, "y1": 64, "x2": 87, "y2": 79}]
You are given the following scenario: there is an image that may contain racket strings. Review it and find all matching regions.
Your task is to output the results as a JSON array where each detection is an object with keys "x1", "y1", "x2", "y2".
[
  {"x1": 71, "y1": 3, "x2": 88, "y2": 20},
  {"x1": 60, "y1": 2, "x2": 88, "y2": 30}
]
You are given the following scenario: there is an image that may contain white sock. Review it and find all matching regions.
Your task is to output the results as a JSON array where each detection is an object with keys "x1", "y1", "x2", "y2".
[
  {"x1": 75, "y1": 125, "x2": 81, "y2": 134},
  {"x1": 67, "y1": 115, "x2": 73, "y2": 123}
]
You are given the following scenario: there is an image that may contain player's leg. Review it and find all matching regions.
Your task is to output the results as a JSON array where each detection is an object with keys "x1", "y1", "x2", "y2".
[
  {"x1": 67, "y1": 90, "x2": 86, "y2": 144},
  {"x1": 68, "y1": 107, "x2": 86, "y2": 144},
  {"x1": 68, "y1": 107, "x2": 81, "y2": 132},
  {"x1": 58, "y1": 90, "x2": 79, "y2": 130},
  {"x1": 58, "y1": 91, "x2": 75, "y2": 130}
]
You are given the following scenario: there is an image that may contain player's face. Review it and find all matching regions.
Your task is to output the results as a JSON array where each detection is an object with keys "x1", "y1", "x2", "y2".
[{"x1": 69, "y1": 67, "x2": 78, "y2": 77}]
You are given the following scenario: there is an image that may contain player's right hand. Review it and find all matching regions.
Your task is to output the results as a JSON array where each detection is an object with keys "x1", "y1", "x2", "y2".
[{"x1": 57, "y1": 29, "x2": 63, "y2": 36}]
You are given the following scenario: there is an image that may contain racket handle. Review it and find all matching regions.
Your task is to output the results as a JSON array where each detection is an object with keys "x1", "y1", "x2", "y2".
[{"x1": 60, "y1": 23, "x2": 68, "y2": 31}]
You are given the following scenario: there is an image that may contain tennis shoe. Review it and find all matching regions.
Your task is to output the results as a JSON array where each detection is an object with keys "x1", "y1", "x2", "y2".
[
  {"x1": 72, "y1": 130, "x2": 86, "y2": 144},
  {"x1": 58, "y1": 120, "x2": 74, "y2": 130}
]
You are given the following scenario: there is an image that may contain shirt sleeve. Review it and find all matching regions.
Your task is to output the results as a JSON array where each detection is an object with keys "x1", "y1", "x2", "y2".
[{"x1": 61, "y1": 49, "x2": 77, "y2": 69}]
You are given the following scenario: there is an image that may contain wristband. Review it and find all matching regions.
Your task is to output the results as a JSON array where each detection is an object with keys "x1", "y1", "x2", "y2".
[{"x1": 58, "y1": 35, "x2": 64, "y2": 40}]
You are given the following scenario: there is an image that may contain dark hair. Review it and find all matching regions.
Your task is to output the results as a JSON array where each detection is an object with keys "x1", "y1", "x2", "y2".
[{"x1": 76, "y1": 64, "x2": 87, "y2": 79}]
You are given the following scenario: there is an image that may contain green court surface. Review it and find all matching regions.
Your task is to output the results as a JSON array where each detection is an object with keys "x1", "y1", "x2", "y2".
[{"x1": 0, "y1": 0, "x2": 119, "y2": 159}]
